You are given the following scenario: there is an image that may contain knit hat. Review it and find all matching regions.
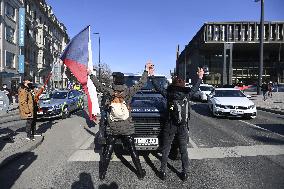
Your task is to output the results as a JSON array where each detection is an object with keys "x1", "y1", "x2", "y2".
[{"x1": 112, "y1": 72, "x2": 125, "y2": 85}]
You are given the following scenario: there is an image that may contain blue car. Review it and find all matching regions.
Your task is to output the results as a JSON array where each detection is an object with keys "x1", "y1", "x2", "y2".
[{"x1": 37, "y1": 90, "x2": 84, "y2": 119}]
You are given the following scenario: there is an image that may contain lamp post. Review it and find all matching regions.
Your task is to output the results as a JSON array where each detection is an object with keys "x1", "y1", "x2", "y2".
[
  {"x1": 255, "y1": 0, "x2": 264, "y2": 95},
  {"x1": 93, "y1": 32, "x2": 101, "y2": 81}
]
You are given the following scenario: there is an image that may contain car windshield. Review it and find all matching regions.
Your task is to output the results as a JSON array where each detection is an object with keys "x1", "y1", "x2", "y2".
[
  {"x1": 200, "y1": 86, "x2": 214, "y2": 91},
  {"x1": 125, "y1": 76, "x2": 168, "y2": 91},
  {"x1": 52, "y1": 91, "x2": 68, "y2": 99},
  {"x1": 214, "y1": 90, "x2": 246, "y2": 97}
]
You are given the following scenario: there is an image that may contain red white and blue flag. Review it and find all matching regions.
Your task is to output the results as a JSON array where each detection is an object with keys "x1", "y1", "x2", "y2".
[{"x1": 60, "y1": 26, "x2": 100, "y2": 120}]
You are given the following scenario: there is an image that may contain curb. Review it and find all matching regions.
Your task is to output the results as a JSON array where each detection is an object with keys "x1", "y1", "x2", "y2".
[
  {"x1": 0, "y1": 136, "x2": 44, "y2": 169},
  {"x1": 257, "y1": 107, "x2": 284, "y2": 115}
]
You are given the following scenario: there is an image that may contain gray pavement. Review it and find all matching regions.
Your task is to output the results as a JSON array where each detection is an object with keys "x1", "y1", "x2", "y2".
[{"x1": 244, "y1": 91, "x2": 284, "y2": 115}]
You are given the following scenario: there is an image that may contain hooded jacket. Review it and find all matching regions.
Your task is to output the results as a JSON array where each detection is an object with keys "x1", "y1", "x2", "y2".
[{"x1": 90, "y1": 70, "x2": 148, "y2": 135}]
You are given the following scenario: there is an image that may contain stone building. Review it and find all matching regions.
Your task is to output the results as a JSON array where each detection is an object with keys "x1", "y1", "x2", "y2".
[{"x1": 0, "y1": 0, "x2": 23, "y2": 91}]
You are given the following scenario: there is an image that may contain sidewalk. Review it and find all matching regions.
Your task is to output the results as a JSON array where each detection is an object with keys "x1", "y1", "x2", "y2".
[{"x1": 245, "y1": 91, "x2": 284, "y2": 115}]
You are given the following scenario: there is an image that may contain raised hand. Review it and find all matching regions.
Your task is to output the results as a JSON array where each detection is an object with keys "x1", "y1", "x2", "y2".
[
  {"x1": 197, "y1": 67, "x2": 204, "y2": 79},
  {"x1": 145, "y1": 61, "x2": 155, "y2": 76}
]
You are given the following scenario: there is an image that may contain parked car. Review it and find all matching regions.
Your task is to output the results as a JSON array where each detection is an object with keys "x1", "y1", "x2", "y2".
[
  {"x1": 192, "y1": 84, "x2": 214, "y2": 101},
  {"x1": 37, "y1": 90, "x2": 84, "y2": 119},
  {"x1": 208, "y1": 88, "x2": 257, "y2": 119}
]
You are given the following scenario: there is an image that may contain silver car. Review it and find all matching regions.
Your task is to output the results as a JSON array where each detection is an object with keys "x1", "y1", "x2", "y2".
[{"x1": 37, "y1": 90, "x2": 84, "y2": 119}]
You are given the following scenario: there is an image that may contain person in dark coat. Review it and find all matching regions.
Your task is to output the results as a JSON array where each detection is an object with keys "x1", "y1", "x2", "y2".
[
  {"x1": 150, "y1": 67, "x2": 204, "y2": 181},
  {"x1": 88, "y1": 62, "x2": 153, "y2": 180}
]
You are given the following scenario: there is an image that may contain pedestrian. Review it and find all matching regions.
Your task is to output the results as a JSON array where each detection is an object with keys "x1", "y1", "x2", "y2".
[
  {"x1": 1, "y1": 84, "x2": 12, "y2": 104},
  {"x1": 150, "y1": 67, "x2": 204, "y2": 181},
  {"x1": 18, "y1": 75, "x2": 44, "y2": 140},
  {"x1": 261, "y1": 82, "x2": 268, "y2": 101},
  {"x1": 87, "y1": 62, "x2": 153, "y2": 180},
  {"x1": 268, "y1": 81, "x2": 273, "y2": 98}
]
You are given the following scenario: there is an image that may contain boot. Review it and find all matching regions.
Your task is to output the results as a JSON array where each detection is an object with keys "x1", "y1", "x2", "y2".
[
  {"x1": 159, "y1": 171, "x2": 166, "y2": 180},
  {"x1": 99, "y1": 139, "x2": 115, "y2": 180},
  {"x1": 126, "y1": 136, "x2": 146, "y2": 179},
  {"x1": 180, "y1": 172, "x2": 188, "y2": 181}
]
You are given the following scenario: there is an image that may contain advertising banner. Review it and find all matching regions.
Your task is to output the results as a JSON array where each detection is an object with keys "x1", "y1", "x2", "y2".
[
  {"x1": 19, "y1": 8, "x2": 25, "y2": 46},
  {"x1": 18, "y1": 55, "x2": 24, "y2": 73}
]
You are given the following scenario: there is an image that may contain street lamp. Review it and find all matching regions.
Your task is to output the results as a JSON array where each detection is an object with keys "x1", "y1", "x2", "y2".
[
  {"x1": 93, "y1": 32, "x2": 101, "y2": 81},
  {"x1": 255, "y1": 0, "x2": 264, "y2": 95}
]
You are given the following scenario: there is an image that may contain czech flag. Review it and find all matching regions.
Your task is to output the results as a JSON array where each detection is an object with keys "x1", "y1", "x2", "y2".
[{"x1": 60, "y1": 26, "x2": 100, "y2": 120}]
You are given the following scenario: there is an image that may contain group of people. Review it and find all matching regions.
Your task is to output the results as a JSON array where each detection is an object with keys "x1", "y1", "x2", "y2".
[
  {"x1": 261, "y1": 81, "x2": 275, "y2": 101},
  {"x1": 88, "y1": 62, "x2": 204, "y2": 181},
  {"x1": 17, "y1": 61, "x2": 204, "y2": 181}
]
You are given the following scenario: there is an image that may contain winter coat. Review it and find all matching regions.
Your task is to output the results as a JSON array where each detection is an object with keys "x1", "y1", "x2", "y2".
[
  {"x1": 90, "y1": 71, "x2": 148, "y2": 135},
  {"x1": 151, "y1": 77, "x2": 202, "y2": 132},
  {"x1": 18, "y1": 84, "x2": 43, "y2": 119}
]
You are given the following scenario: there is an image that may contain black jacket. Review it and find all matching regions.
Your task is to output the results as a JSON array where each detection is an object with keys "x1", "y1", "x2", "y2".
[{"x1": 151, "y1": 77, "x2": 202, "y2": 122}]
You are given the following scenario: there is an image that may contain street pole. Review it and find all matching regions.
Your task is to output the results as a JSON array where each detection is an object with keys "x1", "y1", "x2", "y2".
[
  {"x1": 94, "y1": 33, "x2": 101, "y2": 81},
  {"x1": 257, "y1": 0, "x2": 264, "y2": 95}
]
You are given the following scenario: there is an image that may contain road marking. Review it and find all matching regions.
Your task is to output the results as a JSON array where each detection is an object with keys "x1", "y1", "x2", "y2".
[
  {"x1": 68, "y1": 144, "x2": 284, "y2": 162},
  {"x1": 188, "y1": 136, "x2": 198, "y2": 148},
  {"x1": 239, "y1": 120, "x2": 284, "y2": 138}
]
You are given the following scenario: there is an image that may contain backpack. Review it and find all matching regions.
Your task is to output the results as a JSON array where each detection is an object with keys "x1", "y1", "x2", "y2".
[
  {"x1": 109, "y1": 91, "x2": 130, "y2": 122},
  {"x1": 171, "y1": 97, "x2": 189, "y2": 125}
]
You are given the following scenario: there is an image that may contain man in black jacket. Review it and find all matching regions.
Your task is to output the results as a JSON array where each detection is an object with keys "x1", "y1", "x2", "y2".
[
  {"x1": 88, "y1": 62, "x2": 153, "y2": 180},
  {"x1": 150, "y1": 67, "x2": 204, "y2": 181}
]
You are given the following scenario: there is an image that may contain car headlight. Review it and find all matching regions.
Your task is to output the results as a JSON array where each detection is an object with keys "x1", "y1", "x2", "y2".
[{"x1": 248, "y1": 105, "x2": 256, "y2": 109}]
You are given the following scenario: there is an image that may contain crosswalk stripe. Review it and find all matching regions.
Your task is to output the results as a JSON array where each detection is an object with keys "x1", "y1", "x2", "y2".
[{"x1": 68, "y1": 144, "x2": 284, "y2": 162}]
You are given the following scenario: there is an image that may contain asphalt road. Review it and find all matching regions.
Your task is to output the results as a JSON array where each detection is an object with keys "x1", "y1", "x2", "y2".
[{"x1": 0, "y1": 103, "x2": 283, "y2": 189}]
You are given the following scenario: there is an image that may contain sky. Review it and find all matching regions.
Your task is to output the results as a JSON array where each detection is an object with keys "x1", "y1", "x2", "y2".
[{"x1": 46, "y1": 0, "x2": 284, "y2": 77}]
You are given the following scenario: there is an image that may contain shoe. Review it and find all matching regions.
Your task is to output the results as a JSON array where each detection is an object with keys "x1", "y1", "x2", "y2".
[
  {"x1": 159, "y1": 171, "x2": 166, "y2": 180},
  {"x1": 99, "y1": 172, "x2": 106, "y2": 180},
  {"x1": 180, "y1": 172, "x2": 188, "y2": 181},
  {"x1": 137, "y1": 169, "x2": 146, "y2": 180}
]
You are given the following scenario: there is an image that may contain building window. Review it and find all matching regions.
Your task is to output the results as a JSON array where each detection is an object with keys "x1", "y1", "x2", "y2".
[
  {"x1": 6, "y1": 26, "x2": 15, "y2": 43},
  {"x1": 5, "y1": 51, "x2": 15, "y2": 68},
  {"x1": 5, "y1": 3, "x2": 15, "y2": 20}
]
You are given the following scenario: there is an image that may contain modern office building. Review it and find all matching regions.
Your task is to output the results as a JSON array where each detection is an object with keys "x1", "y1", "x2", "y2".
[
  {"x1": 176, "y1": 21, "x2": 284, "y2": 85},
  {"x1": 0, "y1": 0, "x2": 23, "y2": 90}
]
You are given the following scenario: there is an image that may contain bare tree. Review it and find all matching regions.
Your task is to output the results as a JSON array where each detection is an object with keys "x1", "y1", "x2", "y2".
[{"x1": 94, "y1": 63, "x2": 112, "y2": 87}]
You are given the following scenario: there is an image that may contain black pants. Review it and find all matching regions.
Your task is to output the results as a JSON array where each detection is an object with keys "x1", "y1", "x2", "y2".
[
  {"x1": 161, "y1": 122, "x2": 189, "y2": 173},
  {"x1": 26, "y1": 118, "x2": 36, "y2": 138},
  {"x1": 100, "y1": 135, "x2": 144, "y2": 176}
]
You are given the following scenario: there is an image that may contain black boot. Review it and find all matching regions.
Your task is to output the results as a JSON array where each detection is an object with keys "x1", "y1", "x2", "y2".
[
  {"x1": 125, "y1": 136, "x2": 146, "y2": 179},
  {"x1": 159, "y1": 171, "x2": 166, "y2": 180},
  {"x1": 99, "y1": 137, "x2": 115, "y2": 180},
  {"x1": 180, "y1": 172, "x2": 188, "y2": 181}
]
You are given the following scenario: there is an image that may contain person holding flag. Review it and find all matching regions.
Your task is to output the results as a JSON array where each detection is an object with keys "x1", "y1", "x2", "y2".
[{"x1": 60, "y1": 25, "x2": 100, "y2": 121}]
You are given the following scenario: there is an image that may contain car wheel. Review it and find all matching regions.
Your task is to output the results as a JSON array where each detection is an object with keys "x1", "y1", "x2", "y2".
[{"x1": 62, "y1": 106, "x2": 70, "y2": 119}]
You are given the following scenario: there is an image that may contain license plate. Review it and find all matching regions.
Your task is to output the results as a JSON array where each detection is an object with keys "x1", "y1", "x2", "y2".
[
  {"x1": 134, "y1": 138, "x2": 158, "y2": 146},
  {"x1": 0, "y1": 101, "x2": 3, "y2": 105},
  {"x1": 230, "y1": 110, "x2": 244, "y2": 115},
  {"x1": 37, "y1": 111, "x2": 43, "y2": 115}
]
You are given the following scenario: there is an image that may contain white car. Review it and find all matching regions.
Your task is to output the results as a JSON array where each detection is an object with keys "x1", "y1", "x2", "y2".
[
  {"x1": 192, "y1": 84, "x2": 214, "y2": 101},
  {"x1": 208, "y1": 88, "x2": 257, "y2": 119}
]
